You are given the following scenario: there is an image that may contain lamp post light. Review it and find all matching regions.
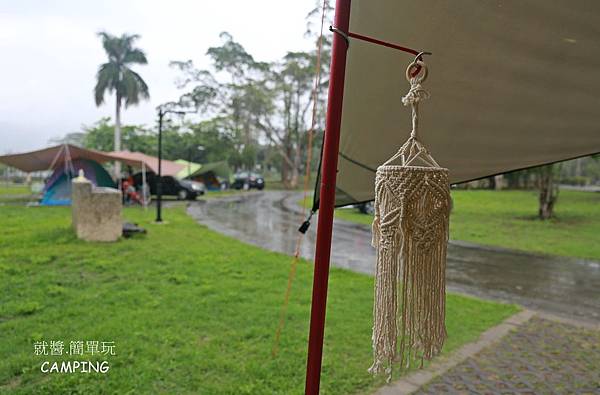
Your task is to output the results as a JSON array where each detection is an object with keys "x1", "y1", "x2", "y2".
[{"x1": 155, "y1": 106, "x2": 195, "y2": 223}]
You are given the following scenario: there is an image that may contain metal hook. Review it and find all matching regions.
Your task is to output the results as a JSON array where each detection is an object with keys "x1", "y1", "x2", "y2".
[
  {"x1": 412, "y1": 51, "x2": 432, "y2": 65},
  {"x1": 329, "y1": 26, "x2": 350, "y2": 47}
]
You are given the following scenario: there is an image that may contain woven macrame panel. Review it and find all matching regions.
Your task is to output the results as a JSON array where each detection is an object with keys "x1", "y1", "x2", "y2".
[{"x1": 370, "y1": 165, "x2": 450, "y2": 377}]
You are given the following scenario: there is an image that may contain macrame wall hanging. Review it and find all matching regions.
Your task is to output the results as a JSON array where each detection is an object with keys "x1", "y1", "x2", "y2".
[{"x1": 369, "y1": 58, "x2": 451, "y2": 380}]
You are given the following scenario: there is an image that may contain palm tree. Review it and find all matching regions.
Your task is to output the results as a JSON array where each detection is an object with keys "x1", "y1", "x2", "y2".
[{"x1": 94, "y1": 32, "x2": 149, "y2": 178}]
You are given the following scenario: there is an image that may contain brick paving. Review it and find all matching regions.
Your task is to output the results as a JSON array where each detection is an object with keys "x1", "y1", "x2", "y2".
[{"x1": 414, "y1": 317, "x2": 600, "y2": 395}]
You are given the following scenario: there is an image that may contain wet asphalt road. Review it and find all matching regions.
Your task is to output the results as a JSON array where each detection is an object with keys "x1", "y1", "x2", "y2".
[{"x1": 187, "y1": 191, "x2": 600, "y2": 323}]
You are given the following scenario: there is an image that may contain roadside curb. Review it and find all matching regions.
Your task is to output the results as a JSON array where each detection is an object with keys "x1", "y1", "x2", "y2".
[{"x1": 373, "y1": 309, "x2": 535, "y2": 395}]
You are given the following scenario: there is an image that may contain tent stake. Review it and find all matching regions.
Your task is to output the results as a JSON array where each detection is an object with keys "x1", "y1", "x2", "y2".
[{"x1": 304, "y1": 0, "x2": 351, "y2": 393}]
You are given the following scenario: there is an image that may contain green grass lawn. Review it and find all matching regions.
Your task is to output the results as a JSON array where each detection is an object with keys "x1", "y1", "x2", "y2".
[
  {"x1": 305, "y1": 190, "x2": 600, "y2": 261},
  {"x1": 0, "y1": 185, "x2": 32, "y2": 197},
  {"x1": 265, "y1": 173, "x2": 318, "y2": 191},
  {"x1": 0, "y1": 185, "x2": 35, "y2": 204},
  {"x1": 450, "y1": 190, "x2": 600, "y2": 260},
  {"x1": 0, "y1": 205, "x2": 518, "y2": 394},
  {"x1": 334, "y1": 208, "x2": 373, "y2": 226}
]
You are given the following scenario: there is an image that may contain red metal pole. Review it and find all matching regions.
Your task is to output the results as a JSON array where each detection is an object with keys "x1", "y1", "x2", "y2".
[{"x1": 305, "y1": 0, "x2": 351, "y2": 393}]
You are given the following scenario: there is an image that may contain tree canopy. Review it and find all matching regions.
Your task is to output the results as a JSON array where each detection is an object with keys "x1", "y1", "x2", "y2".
[
  {"x1": 170, "y1": 24, "x2": 329, "y2": 187},
  {"x1": 94, "y1": 32, "x2": 150, "y2": 107}
]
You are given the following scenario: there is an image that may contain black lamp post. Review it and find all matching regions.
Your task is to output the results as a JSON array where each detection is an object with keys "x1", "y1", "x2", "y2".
[{"x1": 155, "y1": 107, "x2": 194, "y2": 223}]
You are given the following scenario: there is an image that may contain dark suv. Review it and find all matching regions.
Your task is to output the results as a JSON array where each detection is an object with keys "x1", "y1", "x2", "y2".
[
  {"x1": 231, "y1": 172, "x2": 265, "y2": 190},
  {"x1": 133, "y1": 172, "x2": 205, "y2": 200}
]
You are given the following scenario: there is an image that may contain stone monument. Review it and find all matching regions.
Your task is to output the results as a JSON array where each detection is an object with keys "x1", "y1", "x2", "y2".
[{"x1": 71, "y1": 169, "x2": 122, "y2": 242}]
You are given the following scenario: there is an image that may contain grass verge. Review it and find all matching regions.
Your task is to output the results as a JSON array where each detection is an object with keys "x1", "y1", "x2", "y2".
[
  {"x1": 303, "y1": 190, "x2": 600, "y2": 261},
  {"x1": 0, "y1": 185, "x2": 31, "y2": 196},
  {"x1": 0, "y1": 185, "x2": 34, "y2": 204},
  {"x1": 450, "y1": 190, "x2": 600, "y2": 260},
  {"x1": 0, "y1": 205, "x2": 518, "y2": 394}
]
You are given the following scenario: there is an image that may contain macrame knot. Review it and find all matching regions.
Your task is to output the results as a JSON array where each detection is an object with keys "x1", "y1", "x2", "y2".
[
  {"x1": 413, "y1": 227, "x2": 436, "y2": 250},
  {"x1": 401, "y1": 79, "x2": 430, "y2": 107}
]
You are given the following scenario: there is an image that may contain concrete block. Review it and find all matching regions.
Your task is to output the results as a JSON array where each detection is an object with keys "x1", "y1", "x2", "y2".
[{"x1": 71, "y1": 170, "x2": 121, "y2": 242}]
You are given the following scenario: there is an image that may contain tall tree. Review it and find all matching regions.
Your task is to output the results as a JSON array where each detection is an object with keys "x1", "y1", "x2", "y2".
[
  {"x1": 94, "y1": 32, "x2": 150, "y2": 178},
  {"x1": 171, "y1": 28, "x2": 329, "y2": 188},
  {"x1": 171, "y1": 33, "x2": 268, "y2": 173},
  {"x1": 538, "y1": 164, "x2": 559, "y2": 220},
  {"x1": 81, "y1": 118, "x2": 155, "y2": 154},
  {"x1": 257, "y1": 51, "x2": 316, "y2": 187}
]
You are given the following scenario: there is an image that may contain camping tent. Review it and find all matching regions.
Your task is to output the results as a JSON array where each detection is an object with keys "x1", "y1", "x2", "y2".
[
  {"x1": 0, "y1": 144, "x2": 120, "y2": 173},
  {"x1": 108, "y1": 150, "x2": 185, "y2": 177},
  {"x1": 181, "y1": 160, "x2": 232, "y2": 190},
  {"x1": 0, "y1": 145, "x2": 189, "y2": 206},
  {"x1": 0, "y1": 144, "x2": 120, "y2": 205},
  {"x1": 174, "y1": 159, "x2": 202, "y2": 179},
  {"x1": 41, "y1": 159, "x2": 115, "y2": 205}
]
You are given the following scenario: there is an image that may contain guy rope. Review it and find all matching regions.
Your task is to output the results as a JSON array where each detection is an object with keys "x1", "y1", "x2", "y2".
[{"x1": 272, "y1": 0, "x2": 328, "y2": 358}]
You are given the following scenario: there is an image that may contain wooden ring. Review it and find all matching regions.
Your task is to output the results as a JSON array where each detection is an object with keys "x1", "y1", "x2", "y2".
[{"x1": 406, "y1": 60, "x2": 428, "y2": 83}]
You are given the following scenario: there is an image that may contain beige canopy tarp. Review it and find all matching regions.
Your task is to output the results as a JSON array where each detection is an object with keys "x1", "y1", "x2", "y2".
[
  {"x1": 0, "y1": 144, "x2": 119, "y2": 173},
  {"x1": 0, "y1": 145, "x2": 184, "y2": 177},
  {"x1": 319, "y1": 0, "x2": 600, "y2": 207},
  {"x1": 108, "y1": 151, "x2": 184, "y2": 177}
]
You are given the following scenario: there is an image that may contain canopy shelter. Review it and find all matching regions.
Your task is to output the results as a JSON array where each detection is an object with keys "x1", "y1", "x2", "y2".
[
  {"x1": 0, "y1": 144, "x2": 117, "y2": 205},
  {"x1": 0, "y1": 144, "x2": 118, "y2": 173},
  {"x1": 306, "y1": 1, "x2": 600, "y2": 393},
  {"x1": 314, "y1": 0, "x2": 600, "y2": 209},
  {"x1": 0, "y1": 145, "x2": 185, "y2": 177},
  {"x1": 108, "y1": 151, "x2": 186, "y2": 210},
  {"x1": 175, "y1": 159, "x2": 202, "y2": 179},
  {"x1": 0, "y1": 145, "x2": 184, "y2": 207},
  {"x1": 108, "y1": 150, "x2": 185, "y2": 177},
  {"x1": 185, "y1": 161, "x2": 232, "y2": 190}
]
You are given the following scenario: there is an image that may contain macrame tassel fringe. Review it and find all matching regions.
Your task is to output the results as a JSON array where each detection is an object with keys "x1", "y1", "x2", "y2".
[{"x1": 369, "y1": 166, "x2": 450, "y2": 381}]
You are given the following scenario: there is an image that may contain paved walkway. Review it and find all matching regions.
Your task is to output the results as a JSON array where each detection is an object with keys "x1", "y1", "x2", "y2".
[
  {"x1": 375, "y1": 311, "x2": 600, "y2": 395},
  {"x1": 413, "y1": 315, "x2": 600, "y2": 395}
]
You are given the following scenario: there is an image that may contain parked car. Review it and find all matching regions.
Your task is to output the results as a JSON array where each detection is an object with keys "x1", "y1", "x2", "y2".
[
  {"x1": 356, "y1": 202, "x2": 374, "y2": 215},
  {"x1": 231, "y1": 172, "x2": 265, "y2": 190},
  {"x1": 132, "y1": 172, "x2": 205, "y2": 200},
  {"x1": 177, "y1": 179, "x2": 206, "y2": 199}
]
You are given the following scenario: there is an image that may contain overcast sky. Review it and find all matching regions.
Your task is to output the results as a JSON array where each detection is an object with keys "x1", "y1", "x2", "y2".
[{"x1": 0, "y1": 0, "x2": 319, "y2": 154}]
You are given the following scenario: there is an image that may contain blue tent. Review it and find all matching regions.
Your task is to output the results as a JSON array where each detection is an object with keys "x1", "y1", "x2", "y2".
[{"x1": 41, "y1": 159, "x2": 115, "y2": 206}]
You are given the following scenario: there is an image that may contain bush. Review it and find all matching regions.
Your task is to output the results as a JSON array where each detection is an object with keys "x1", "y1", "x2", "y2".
[{"x1": 560, "y1": 176, "x2": 589, "y2": 186}]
